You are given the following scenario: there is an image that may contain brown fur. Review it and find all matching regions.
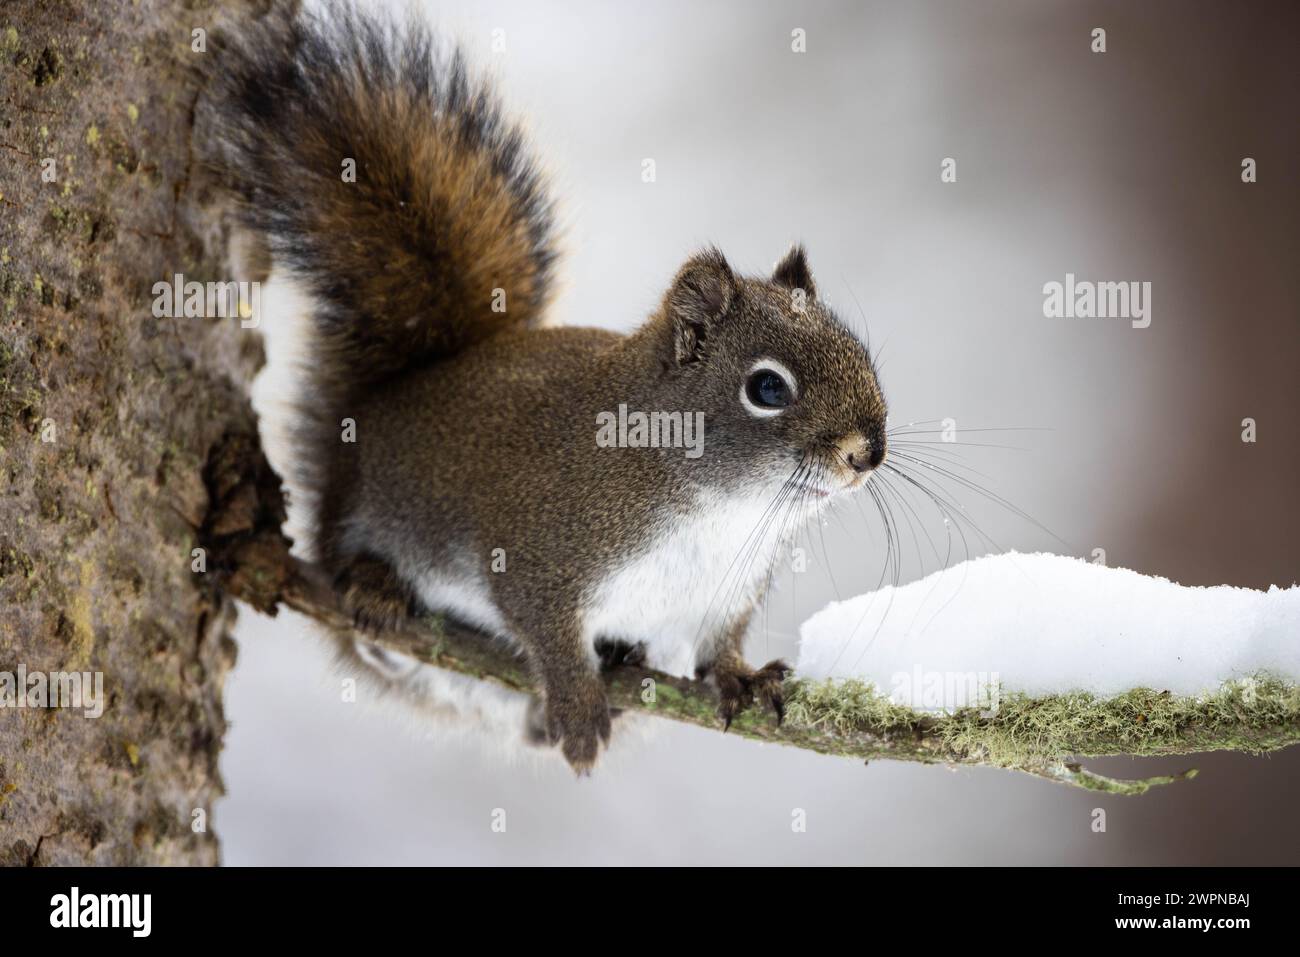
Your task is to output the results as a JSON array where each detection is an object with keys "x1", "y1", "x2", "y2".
[
  {"x1": 203, "y1": 3, "x2": 888, "y2": 771},
  {"x1": 335, "y1": 254, "x2": 886, "y2": 769}
]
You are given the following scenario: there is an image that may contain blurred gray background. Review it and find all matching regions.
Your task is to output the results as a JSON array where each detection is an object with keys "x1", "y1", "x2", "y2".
[{"x1": 217, "y1": 0, "x2": 1299, "y2": 864}]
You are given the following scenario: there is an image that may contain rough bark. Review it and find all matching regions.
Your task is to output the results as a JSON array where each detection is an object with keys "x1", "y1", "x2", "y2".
[{"x1": 0, "y1": 0, "x2": 283, "y2": 865}]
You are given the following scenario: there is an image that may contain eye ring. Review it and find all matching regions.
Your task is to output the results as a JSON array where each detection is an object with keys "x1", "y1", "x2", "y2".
[{"x1": 740, "y1": 358, "x2": 798, "y2": 418}]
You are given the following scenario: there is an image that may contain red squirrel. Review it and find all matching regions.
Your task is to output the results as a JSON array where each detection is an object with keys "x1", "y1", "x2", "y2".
[{"x1": 202, "y1": 1, "x2": 887, "y2": 771}]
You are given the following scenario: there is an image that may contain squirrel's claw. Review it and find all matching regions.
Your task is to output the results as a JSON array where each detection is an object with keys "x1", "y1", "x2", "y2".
[{"x1": 714, "y1": 658, "x2": 791, "y2": 731}]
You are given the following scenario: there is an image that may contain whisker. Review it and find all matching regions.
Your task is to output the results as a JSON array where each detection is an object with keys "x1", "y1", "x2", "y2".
[
  {"x1": 888, "y1": 439, "x2": 1032, "y2": 451},
  {"x1": 888, "y1": 452, "x2": 1069, "y2": 548},
  {"x1": 824, "y1": 481, "x2": 900, "y2": 674},
  {"x1": 887, "y1": 442, "x2": 995, "y2": 474},
  {"x1": 887, "y1": 426, "x2": 1053, "y2": 435},
  {"x1": 689, "y1": 457, "x2": 808, "y2": 656},
  {"x1": 883, "y1": 462, "x2": 1003, "y2": 552}
]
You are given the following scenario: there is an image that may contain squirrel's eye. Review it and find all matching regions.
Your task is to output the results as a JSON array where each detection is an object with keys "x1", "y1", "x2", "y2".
[{"x1": 745, "y1": 369, "x2": 792, "y2": 409}]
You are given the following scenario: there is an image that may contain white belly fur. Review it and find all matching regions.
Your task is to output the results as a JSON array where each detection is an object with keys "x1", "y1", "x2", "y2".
[
  {"x1": 400, "y1": 493, "x2": 786, "y2": 677},
  {"x1": 360, "y1": 490, "x2": 792, "y2": 714},
  {"x1": 583, "y1": 491, "x2": 788, "y2": 677},
  {"x1": 407, "y1": 561, "x2": 509, "y2": 639}
]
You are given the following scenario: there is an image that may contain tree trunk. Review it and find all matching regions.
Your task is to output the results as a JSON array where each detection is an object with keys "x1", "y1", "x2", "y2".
[
  {"x1": 0, "y1": 0, "x2": 285, "y2": 865},
  {"x1": 3, "y1": 0, "x2": 1294, "y2": 866}
]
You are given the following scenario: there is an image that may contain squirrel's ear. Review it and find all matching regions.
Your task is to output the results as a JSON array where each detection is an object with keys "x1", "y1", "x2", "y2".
[
  {"x1": 667, "y1": 247, "x2": 737, "y2": 365},
  {"x1": 772, "y1": 244, "x2": 816, "y2": 299}
]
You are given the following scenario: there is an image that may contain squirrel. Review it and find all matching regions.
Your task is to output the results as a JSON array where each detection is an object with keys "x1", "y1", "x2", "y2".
[{"x1": 201, "y1": 1, "x2": 888, "y2": 772}]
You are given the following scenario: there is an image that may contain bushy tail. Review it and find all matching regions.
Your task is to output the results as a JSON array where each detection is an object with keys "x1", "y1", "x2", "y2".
[{"x1": 201, "y1": 1, "x2": 558, "y2": 399}]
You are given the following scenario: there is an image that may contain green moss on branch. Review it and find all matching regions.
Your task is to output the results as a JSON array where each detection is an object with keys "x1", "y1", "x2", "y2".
[{"x1": 250, "y1": 555, "x2": 1300, "y2": 795}]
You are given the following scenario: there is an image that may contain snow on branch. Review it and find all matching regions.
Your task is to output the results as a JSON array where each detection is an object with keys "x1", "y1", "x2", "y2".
[
  {"x1": 798, "y1": 552, "x2": 1299, "y2": 698},
  {"x1": 792, "y1": 552, "x2": 1299, "y2": 791},
  {"x1": 208, "y1": 446, "x2": 1300, "y2": 796}
]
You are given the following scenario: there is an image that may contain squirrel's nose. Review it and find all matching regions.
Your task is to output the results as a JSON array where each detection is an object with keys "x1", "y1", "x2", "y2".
[{"x1": 848, "y1": 438, "x2": 885, "y2": 473}]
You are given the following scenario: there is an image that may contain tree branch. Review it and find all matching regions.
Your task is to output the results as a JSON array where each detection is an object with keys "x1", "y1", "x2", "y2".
[
  {"x1": 203, "y1": 441, "x2": 1300, "y2": 797},
  {"x1": 236, "y1": 556, "x2": 1298, "y2": 794}
]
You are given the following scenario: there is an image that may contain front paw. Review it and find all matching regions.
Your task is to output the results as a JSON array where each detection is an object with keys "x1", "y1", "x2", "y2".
[
  {"x1": 711, "y1": 658, "x2": 791, "y2": 731},
  {"x1": 544, "y1": 676, "x2": 613, "y2": 774}
]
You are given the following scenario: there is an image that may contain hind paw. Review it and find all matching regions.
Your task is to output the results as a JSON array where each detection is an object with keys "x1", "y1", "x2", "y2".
[{"x1": 335, "y1": 554, "x2": 413, "y2": 633}]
